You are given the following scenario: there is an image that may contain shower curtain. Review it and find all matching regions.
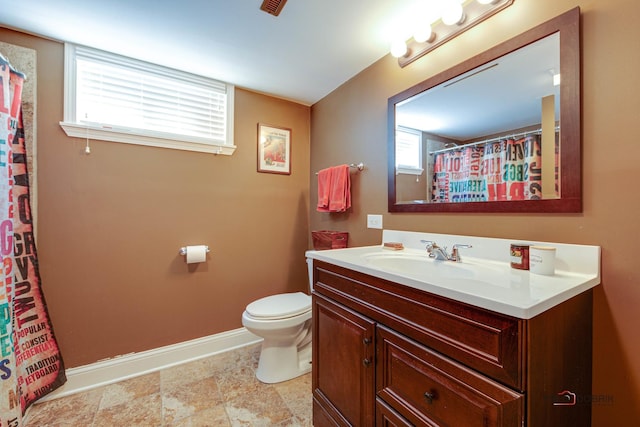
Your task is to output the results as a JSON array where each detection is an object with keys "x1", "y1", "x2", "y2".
[
  {"x1": 1, "y1": 55, "x2": 65, "y2": 425},
  {"x1": 432, "y1": 135, "x2": 543, "y2": 203}
]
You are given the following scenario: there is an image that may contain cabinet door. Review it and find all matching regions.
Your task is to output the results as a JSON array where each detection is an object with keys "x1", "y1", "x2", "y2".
[
  {"x1": 377, "y1": 325, "x2": 523, "y2": 427},
  {"x1": 313, "y1": 293, "x2": 376, "y2": 427}
]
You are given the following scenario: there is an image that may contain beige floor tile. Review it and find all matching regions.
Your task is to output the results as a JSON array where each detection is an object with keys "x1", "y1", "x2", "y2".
[
  {"x1": 93, "y1": 392, "x2": 162, "y2": 427},
  {"x1": 23, "y1": 344, "x2": 312, "y2": 427},
  {"x1": 162, "y1": 377, "x2": 224, "y2": 424},
  {"x1": 99, "y1": 371, "x2": 161, "y2": 409},
  {"x1": 216, "y1": 364, "x2": 265, "y2": 402},
  {"x1": 208, "y1": 344, "x2": 260, "y2": 375},
  {"x1": 274, "y1": 374, "x2": 312, "y2": 422},
  {"x1": 25, "y1": 387, "x2": 103, "y2": 427},
  {"x1": 224, "y1": 386, "x2": 294, "y2": 426},
  {"x1": 167, "y1": 404, "x2": 231, "y2": 427},
  {"x1": 161, "y1": 357, "x2": 216, "y2": 389}
]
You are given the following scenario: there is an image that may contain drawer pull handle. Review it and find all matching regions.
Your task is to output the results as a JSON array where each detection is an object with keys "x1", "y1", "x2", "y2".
[
  {"x1": 363, "y1": 338, "x2": 372, "y2": 345},
  {"x1": 363, "y1": 358, "x2": 372, "y2": 366},
  {"x1": 424, "y1": 391, "x2": 435, "y2": 404}
]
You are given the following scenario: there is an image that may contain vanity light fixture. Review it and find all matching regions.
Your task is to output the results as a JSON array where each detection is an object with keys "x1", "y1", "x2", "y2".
[
  {"x1": 441, "y1": 2, "x2": 466, "y2": 26},
  {"x1": 390, "y1": 39, "x2": 409, "y2": 58},
  {"x1": 413, "y1": 24, "x2": 435, "y2": 44},
  {"x1": 393, "y1": 0, "x2": 514, "y2": 67}
]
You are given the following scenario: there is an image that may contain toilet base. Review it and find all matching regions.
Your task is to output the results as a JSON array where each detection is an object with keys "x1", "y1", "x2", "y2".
[{"x1": 255, "y1": 336, "x2": 312, "y2": 384}]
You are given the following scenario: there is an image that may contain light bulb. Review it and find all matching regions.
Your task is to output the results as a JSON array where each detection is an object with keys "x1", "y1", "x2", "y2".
[
  {"x1": 442, "y1": 2, "x2": 465, "y2": 26},
  {"x1": 390, "y1": 40, "x2": 408, "y2": 58},
  {"x1": 414, "y1": 25, "x2": 433, "y2": 43}
]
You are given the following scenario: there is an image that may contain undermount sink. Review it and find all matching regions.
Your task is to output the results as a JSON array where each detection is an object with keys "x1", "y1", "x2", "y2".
[{"x1": 361, "y1": 251, "x2": 499, "y2": 281}]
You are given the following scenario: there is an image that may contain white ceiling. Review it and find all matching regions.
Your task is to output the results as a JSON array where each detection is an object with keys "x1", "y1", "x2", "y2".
[
  {"x1": 1, "y1": 0, "x2": 436, "y2": 105},
  {"x1": 396, "y1": 33, "x2": 560, "y2": 141}
]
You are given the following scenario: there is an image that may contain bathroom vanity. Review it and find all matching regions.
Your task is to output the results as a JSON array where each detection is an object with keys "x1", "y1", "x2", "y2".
[{"x1": 306, "y1": 230, "x2": 600, "y2": 427}]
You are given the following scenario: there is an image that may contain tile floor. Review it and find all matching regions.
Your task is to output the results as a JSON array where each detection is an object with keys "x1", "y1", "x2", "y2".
[{"x1": 24, "y1": 343, "x2": 312, "y2": 427}]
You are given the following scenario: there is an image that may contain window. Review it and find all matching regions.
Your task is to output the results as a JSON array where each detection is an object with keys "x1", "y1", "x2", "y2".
[
  {"x1": 395, "y1": 127, "x2": 423, "y2": 175},
  {"x1": 60, "y1": 43, "x2": 235, "y2": 154}
]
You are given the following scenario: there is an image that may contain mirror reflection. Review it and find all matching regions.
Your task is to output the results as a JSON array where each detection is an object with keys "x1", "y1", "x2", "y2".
[
  {"x1": 388, "y1": 7, "x2": 581, "y2": 213},
  {"x1": 395, "y1": 34, "x2": 560, "y2": 205}
]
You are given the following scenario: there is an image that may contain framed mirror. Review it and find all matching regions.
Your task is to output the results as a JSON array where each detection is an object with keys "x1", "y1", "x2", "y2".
[{"x1": 388, "y1": 8, "x2": 580, "y2": 213}]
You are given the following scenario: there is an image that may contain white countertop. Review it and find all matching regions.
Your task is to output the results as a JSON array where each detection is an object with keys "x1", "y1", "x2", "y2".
[{"x1": 306, "y1": 230, "x2": 601, "y2": 319}]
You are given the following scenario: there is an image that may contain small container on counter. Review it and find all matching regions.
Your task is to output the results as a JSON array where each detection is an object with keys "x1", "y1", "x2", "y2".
[
  {"x1": 529, "y1": 245, "x2": 556, "y2": 275},
  {"x1": 510, "y1": 243, "x2": 530, "y2": 270}
]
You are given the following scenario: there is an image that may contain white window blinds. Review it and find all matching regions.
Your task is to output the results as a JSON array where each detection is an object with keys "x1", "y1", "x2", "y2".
[
  {"x1": 61, "y1": 44, "x2": 235, "y2": 154},
  {"x1": 395, "y1": 127, "x2": 423, "y2": 175}
]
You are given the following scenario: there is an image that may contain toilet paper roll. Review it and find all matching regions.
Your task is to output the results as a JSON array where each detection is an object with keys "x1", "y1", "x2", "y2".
[{"x1": 185, "y1": 245, "x2": 208, "y2": 264}]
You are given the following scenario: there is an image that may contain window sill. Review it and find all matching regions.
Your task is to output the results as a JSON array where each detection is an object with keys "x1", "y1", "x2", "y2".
[
  {"x1": 396, "y1": 167, "x2": 424, "y2": 176},
  {"x1": 60, "y1": 122, "x2": 237, "y2": 155}
]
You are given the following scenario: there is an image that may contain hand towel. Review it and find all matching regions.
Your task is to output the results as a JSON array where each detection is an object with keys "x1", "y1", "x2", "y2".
[
  {"x1": 317, "y1": 165, "x2": 351, "y2": 212},
  {"x1": 316, "y1": 167, "x2": 333, "y2": 211},
  {"x1": 328, "y1": 164, "x2": 351, "y2": 212}
]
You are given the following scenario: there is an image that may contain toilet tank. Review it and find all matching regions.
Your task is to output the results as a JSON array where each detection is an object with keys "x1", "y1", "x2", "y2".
[{"x1": 306, "y1": 257, "x2": 314, "y2": 292}]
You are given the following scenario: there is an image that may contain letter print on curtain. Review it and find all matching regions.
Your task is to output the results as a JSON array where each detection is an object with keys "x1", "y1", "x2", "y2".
[
  {"x1": 1, "y1": 55, "x2": 66, "y2": 426},
  {"x1": 431, "y1": 135, "x2": 542, "y2": 203}
]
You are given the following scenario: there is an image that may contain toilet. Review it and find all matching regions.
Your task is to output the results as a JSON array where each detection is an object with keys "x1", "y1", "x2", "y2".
[{"x1": 241, "y1": 258, "x2": 314, "y2": 383}]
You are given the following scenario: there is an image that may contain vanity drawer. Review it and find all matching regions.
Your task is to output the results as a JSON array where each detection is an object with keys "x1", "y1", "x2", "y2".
[
  {"x1": 376, "y1": 398, "x2": 413, "y2": 427},
  {"x1": 376, "y1": 325, "x2": 524, "y2": 427},
  {"x1": 314, "y1": 261, "x2": 524, "y2": 390}
]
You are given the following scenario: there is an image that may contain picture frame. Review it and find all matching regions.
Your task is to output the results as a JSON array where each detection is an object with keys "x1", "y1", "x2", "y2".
[{"x1": 257, "y1": 123, "x2": 291, "y2": 175}]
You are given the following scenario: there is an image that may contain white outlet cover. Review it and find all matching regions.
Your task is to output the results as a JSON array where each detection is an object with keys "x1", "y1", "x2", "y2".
[{"x1": 367, "y1": 214, "x2": 383, "y2": 229}]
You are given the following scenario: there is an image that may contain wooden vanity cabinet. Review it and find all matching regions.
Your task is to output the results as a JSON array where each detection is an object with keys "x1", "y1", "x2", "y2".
[{"x1": 311, "y1": 260, "x2": 593, "y2": 427}]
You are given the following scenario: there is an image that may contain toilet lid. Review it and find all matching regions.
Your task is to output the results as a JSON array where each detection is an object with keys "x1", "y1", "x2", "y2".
[{"x1": 246, "y1": 292, "x2": 311, "y2": 320}]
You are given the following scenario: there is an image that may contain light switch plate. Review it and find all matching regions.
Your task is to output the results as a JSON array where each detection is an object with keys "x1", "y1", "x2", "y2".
[{"x1": 367, "y1": 214, "x2": 383, "y2": 229}]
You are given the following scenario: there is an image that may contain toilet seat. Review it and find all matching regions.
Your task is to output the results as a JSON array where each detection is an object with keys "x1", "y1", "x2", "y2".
[{"x1": 245, "y1": 292, "x2": 311, "y2": 320}]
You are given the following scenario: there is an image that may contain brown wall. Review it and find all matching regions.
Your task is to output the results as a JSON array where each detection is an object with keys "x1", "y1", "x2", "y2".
[
  {"x1": 310, "y1": 0, "x2": 640, "y2": 424},
  {"x1": 0, "y1": 29, "x2": 311, "y2": 368}
]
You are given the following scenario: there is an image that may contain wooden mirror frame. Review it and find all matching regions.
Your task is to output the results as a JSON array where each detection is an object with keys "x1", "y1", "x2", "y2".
[{"x1": 388, "y1": 8, "x2": 581, "y2": 213}]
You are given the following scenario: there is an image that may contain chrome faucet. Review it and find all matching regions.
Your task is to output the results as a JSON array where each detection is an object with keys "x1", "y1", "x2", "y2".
[
  {"x1": 428, "y1": 243, "x2": 450, "y2": 261},
  {"x1": 450, "y1": 244, "x2": 473, "y2": 262},
  {"x1": 420, "y1": 240, "x2": 472, "y2": 262}
]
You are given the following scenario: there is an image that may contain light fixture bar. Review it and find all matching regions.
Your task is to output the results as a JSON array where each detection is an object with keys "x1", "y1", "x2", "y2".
[{"x1": 398, "y1": 0, "x2": 514, "y2": 68}]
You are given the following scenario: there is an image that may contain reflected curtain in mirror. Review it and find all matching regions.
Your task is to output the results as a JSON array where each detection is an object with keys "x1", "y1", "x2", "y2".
[{"x1": 431, "y1": 134, "x2": 559, "y2": 203}]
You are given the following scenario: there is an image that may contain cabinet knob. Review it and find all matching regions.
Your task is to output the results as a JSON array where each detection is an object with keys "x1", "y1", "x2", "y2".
[
  {"x1": 424, "y1": 391, "x2": 436, "y2": 404},
  {"x1": 363, "y1": 337, "x2": 372, "y2": 345},
  {"x1": 363, "y1": 358, "x2": 372, "y2": 366}
]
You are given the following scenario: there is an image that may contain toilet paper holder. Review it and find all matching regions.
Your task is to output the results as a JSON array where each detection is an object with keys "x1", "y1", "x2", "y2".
[{"x1": 179, "y1": 246, "x2": 210, "y2": 256}]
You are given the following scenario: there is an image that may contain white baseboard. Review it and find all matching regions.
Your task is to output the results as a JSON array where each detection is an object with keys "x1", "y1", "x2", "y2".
[{"x1": 39, "y1": 327, "x2": 262, "y2": 402}]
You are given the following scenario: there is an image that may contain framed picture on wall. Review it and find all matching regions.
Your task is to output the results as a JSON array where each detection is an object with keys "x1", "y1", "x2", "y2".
[{"x1": 257, "y1": 123, "x2": 291, "y2": 175}]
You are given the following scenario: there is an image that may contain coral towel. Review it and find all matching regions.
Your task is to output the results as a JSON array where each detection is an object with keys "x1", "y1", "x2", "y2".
[
  {"x1": 317, "y1": 165, "x2": 351, "y2": 212},
  {"x1": 317, "y1": 167, "x2": 333, "y2": 210}
]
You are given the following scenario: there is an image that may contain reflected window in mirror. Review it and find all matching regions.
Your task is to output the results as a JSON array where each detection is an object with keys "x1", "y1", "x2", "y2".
[
  {"x1": 395, "y1": 127, "x2": 423, "y2": 175},
  {"x1": 395, "y1": 127, "x2": 426, "y2": 204}
]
